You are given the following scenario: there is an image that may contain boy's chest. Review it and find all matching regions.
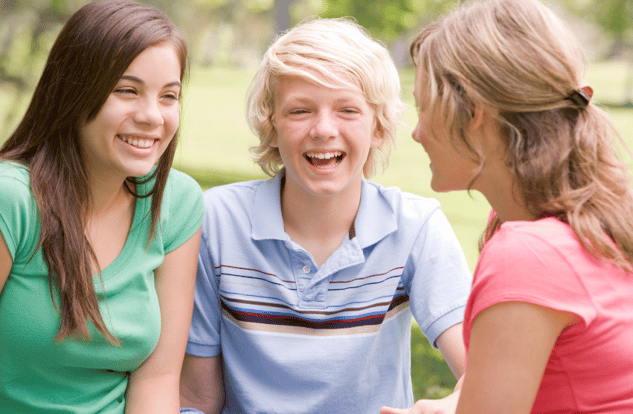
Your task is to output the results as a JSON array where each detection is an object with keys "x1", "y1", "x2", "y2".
[{"x1": 215, "y1": 237, "x2": 409, "y2": 334}]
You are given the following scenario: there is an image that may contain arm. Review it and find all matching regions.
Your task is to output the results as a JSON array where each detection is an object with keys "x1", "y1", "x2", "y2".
[
  {"x1": 0, "y1": 231, "x2": 12, "y2": 294},
  {"x1": 380, "y1": 323, "x2": 465, "y2": 414},
  {"x1": 435, "y1": 323, "x2": 465, "y2": 379},
  {"x1": 125, "y1": 228, "x2": 202, "y2": 414},
  {"x1": 456, "y1": 301, "x2": 575, "y2": 414},
  {"x1": 180, "y1": 353, "x2": 225, "y2": 413}
]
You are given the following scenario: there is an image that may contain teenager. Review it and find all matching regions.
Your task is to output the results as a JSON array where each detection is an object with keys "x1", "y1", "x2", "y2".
[{"x1": 0, "y1": 1, "x2": 203, "y2": 412}]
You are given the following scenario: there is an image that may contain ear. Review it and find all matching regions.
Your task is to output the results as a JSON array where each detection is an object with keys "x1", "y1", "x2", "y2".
[
  {"x1": 371, "y1": 121, "x2": 386, "y2": 149},
  {"x1": 269, "y1": 115, "x2": 279, "y2": 148},
  {"x1": 468, "y1": 104, "x2": 487, "y2": 134},
  {"x1": 468, "y1": 104, "x2": 503, "y2": 156}
]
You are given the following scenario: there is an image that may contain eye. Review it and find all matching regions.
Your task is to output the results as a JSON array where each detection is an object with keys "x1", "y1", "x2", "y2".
[
  {"x1": 288, "y1": 108, "x2": 309, "y2": 115},
  {"x1": 114, "y1": 87, "x2": 137, "y2": 95},
  {"x1": 163, "y1": 92, "x2": 180, "y2": 101}
]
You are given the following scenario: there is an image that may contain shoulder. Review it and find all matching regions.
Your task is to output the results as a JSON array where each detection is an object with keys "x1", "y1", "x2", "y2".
[
  {"x1": 203, "y1": 179, "x2": 265, "y2": 203},
  {"x1": 158, "y1": 169, "x2": 205, "y2": 252},
  {"x1": 480, "y1": 218, "x2": 578, "y2": 266},
  {"x1": 164, "y1": 169, "x2": 203, "y2": 203},
  {"x1": 364, "y1": 180, "x2": 441, "y2": 224},
  {"x1": 0, "y1": 161, "x2": 30, "y2": 191},
  {"x1": 471, "y1": 218, "x2": 596, "y2": 314},
  {"x1": 202, "y1": 178, "x2": 269, "y2": 218},
  {"x1": 0, "y1": 161, "x2": 39, "y2": 259},
  {"x1": 165, "y1": 168, "x2": 203, "y2": 197},
  {"x1": 0, "y1": 161, "x2": 34, "y2": 208}
]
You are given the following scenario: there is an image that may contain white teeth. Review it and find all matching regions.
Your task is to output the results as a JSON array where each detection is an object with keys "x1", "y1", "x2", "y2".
[
  {"x1": 306, "y1": 151, "x2": 342, "y2": 159},
  {"x1": 119, "y1": 135, "x2": 155, "y2": 149}
]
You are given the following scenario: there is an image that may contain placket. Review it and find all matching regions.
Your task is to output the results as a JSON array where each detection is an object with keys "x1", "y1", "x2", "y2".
[{"x1": 284, "y1": 237, "x2": 365, "y2": 309}]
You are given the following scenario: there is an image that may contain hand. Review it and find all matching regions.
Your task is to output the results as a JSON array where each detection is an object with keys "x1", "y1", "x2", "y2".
[{"x1": 380, "y1": 390, "x2": 459, "y2": 414}]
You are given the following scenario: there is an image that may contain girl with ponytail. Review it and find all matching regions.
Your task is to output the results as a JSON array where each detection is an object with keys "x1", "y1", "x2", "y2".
[{"x1": 382, "y1": 0, "x2": 633, "y2": 412}]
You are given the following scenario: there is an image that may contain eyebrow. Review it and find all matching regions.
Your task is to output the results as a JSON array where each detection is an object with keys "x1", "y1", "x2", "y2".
[{"x1": 120, "y1": 75, "x2": 181, "y2": 89}]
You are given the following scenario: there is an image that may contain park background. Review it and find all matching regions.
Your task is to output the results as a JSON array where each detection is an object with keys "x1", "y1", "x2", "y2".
[{"x1": 1, "y1": 0, "x2": 632, "y2": 400}]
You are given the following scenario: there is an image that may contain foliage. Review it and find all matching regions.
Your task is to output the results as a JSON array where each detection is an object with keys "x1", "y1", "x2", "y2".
[
  {"x1": 411, "y1": 326, "x2": 456, "y2": 399},
  {"x1": 558, "y1": 0, "x2": 633, "y2": 104},
  {"x1": 562, "y1": 0, "x2": 633, "y2": 43},
  {"x1": 319, "y1": 0, "x2": 456, "y2": 43}
]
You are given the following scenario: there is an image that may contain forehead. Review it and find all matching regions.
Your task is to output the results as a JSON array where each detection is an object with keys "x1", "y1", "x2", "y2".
[
  {"x1": 123, "y1": 41, "x2": 181, "y2": 79},
  {"x1": 274, "y1": 73, "x2": 367, "y2": 104}
]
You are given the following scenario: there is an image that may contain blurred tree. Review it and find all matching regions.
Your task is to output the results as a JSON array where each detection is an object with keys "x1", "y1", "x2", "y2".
[
  {"x1": 319, "y1": 0, "x2": 458, "y2": 66},
  {"x1": 0, "y1": 0, "x2": 70, "y2": 137},
  {"x1": 273, "y1": 0, "x2": 294, "y2": 35},
  {"x1": 561, "y1": 0, "x2": 633, "y2": 105}
]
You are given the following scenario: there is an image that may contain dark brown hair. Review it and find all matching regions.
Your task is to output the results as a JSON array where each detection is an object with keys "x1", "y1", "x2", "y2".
[{"x1": 0, "y1": 0, "x2": 188, "y2": 343}]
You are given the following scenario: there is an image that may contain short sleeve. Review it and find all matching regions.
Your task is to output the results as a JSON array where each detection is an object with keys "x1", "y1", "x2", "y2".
[
  {"x1": 468, "y1": 222, "x2": 598, "y2": 333},
  {"x1": 406, "y1": 207, "x2": 472, "y2": 346},
  {"x1": 186, "y1": 231, "x2": 222, "y2": 357},
  {"x1": 160, "y1": 169, "x2": 205, "y2": 253},
  {"x1": 0, "y1": 163, "x2": 39, "y2": 261}
]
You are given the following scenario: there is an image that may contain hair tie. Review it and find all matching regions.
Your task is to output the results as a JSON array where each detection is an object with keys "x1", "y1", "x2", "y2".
[{"x1": 566, "y1": 86, "x2": 593, "y2": 109}]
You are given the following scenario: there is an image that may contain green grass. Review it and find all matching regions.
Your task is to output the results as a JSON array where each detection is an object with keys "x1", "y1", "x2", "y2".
[{"x1": 1, "y1": 60, "x2": 631, "y2": 400}]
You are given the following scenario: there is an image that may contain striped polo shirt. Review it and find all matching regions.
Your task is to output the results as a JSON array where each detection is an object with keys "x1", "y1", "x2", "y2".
[{"x1": 186, "y1": 172, "x2": 471, "y2": 413}]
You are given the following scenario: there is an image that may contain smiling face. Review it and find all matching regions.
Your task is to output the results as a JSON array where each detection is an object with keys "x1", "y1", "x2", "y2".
[
  {"x1": 271, "y1": 75, "x2": 382, "y2": 203},
  {"x1": 79, "y1": 41, "x2": 182, "y2": 186},
  {"x1": 412, "y1": 77, "x2": 480, "y2": 193}
]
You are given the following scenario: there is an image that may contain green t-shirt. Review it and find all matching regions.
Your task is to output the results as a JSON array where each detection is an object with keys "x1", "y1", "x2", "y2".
[{"x1": 0, "y1": 162, "x2": 204, "y2": 413}]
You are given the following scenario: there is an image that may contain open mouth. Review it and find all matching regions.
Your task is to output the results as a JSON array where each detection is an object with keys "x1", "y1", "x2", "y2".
[
  {"x1": 118, "y1": 134, "x2": 156, "y2": 149},
  {"x1": 304, "y1": 151, "x2": 344, "y2": 168}
]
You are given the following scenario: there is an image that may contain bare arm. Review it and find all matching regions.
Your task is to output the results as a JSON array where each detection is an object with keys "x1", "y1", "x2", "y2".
[
  {"x1": 180, "y1": 354, "x2": 225, "y2": 414},
  {"x1": 456, "y1": 301, "x2": 574, "y2": 414},
  {"x1": 0, "y1": 231, "x2": 11, "y2": 295},
  {"x1": 125, "y1": 228, "x2": 202, "y2": 413},
  {"x1": 435, "y1": 323, "x2": 465, "y2": 379}
]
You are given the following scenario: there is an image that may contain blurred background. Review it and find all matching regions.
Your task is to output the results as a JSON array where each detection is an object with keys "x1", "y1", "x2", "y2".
[{"x1": 1, "y1": 0, "x2": 632, "y2": 400}]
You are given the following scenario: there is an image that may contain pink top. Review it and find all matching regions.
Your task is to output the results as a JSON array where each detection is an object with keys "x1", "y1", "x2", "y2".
[{"x1": 464, "y1": 217, "x2": 633, "y2": 413}]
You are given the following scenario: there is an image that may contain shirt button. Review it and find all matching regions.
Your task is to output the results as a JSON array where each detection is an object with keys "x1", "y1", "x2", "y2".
[{"x1": 302, "y1": 265, "x2": 311, "y2": 274}]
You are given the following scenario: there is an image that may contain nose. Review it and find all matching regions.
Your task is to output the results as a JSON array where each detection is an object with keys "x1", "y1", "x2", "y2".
[
  {"x1": 412, "y1": 121, "x2": 421, "y2": 144},
  {"x1": 133, "y1": 98, "x2": 164, "y2": 127},
  {"x1": 310, "y1": 111, "x2": 337, "y2": 140}
]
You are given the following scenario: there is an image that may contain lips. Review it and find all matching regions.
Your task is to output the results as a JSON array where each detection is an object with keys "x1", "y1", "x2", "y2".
[{"x1": 118, "y1": 134, "x2": 156, "y2": 149}]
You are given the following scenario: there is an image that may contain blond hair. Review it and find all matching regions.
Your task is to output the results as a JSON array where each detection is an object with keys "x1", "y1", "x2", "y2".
[
  {"x1": 247, "y1": 17, "x2": 405, "y2": 178},
  {"x1": 411, "y1": 0, "x2": 633, "y2": 271}
]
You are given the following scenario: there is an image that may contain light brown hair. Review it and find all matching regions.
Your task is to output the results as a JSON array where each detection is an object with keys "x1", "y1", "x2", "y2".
[{"x1": 410, "y1": 0, "x2": 633, "y2": 271}]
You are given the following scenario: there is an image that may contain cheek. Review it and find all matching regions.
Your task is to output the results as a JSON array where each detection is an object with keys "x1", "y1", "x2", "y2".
[{"x1": 164, "y1": 107, "x2": 180, "y2": 133}]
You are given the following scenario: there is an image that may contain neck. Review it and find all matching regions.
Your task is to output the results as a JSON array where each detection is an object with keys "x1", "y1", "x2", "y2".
[
  {"x1": 280, "y1": 176, "x2": 361, "y2": 266},
  {"x1": 477, "y1": 169, "x2": 534, "y2": 223},
  {"x1": 86, "y1": 171, "x2": 134, "y2": 218},
  {"x1": 282, "y1": 181, "x2": 360, "y2": 238}
]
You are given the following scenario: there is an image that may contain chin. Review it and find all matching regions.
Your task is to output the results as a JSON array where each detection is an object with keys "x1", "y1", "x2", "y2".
[
  {"x1": 430, "y1": 180, "x2": 453, "y2": 193},
  {"x1": 124, "y1": 167, "x2": 156, "y2": 179}
]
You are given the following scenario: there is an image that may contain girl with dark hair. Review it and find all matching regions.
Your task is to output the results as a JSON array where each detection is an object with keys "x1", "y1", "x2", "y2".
[
  {"x1": 0, "y1": 1, "x2": 204, "y2": 412},
  {"x1": 381, "y1": 0, "x2": 633, "y2": 412}
]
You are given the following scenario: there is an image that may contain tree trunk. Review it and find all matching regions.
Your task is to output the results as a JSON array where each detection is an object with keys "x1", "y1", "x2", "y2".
[
  {"x1": 625, "y1": 48, "x2": 633, "y2": 106},
  {"x1": 273, "y1": 0, "x2": 294, "y2": 37}
]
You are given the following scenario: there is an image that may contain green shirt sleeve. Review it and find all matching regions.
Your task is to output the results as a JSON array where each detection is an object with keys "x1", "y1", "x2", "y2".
[
  {"x1": 0, "y1": 162, "x2": 39, "y2": 261},
  {"x1": 160, "y1": 169, "x2": 204, "y2": 253}
]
